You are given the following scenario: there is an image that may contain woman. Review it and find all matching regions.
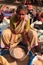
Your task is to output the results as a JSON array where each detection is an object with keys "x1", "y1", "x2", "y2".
[{"x1": 1, "y1": 5, "x2": 38, "y2": 52}]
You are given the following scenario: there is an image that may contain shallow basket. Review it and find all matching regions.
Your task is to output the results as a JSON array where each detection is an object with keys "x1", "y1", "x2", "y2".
[{"x1": 9, "y1": 43, "x2": 29, "y2": 61}]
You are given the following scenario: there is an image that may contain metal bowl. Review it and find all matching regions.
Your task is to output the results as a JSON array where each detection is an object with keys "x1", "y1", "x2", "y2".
[{"x1": 10, "y1": 42, "x2": 28, "y2": 61}]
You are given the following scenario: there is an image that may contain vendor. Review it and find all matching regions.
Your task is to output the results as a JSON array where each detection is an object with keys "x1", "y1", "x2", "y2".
[
  {"x1": 26, "y1": 3, "x2": 37, "y2": 24},
  {"x1": 1, "y1": 5, "x2": 38, "y2": 52}
]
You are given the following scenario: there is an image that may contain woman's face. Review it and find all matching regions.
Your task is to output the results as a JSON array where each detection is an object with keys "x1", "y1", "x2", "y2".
[
  {"x1": 27, "y1": 5, "x2": 33, "y2": 11},
  {"x1": 17, "y1": 9, "x2": 26, "y2": 21}
]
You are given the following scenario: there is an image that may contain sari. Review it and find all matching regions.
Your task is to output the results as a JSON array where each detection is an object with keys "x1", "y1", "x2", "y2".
[
  {"x1": 10, "y1": 15, "x2": 30, "y2": 34},
  {"x1": 1, "y1": 15, "x2": 30, "y2": 48}
]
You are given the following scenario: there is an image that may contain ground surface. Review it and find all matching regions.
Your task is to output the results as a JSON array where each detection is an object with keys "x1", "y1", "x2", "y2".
[{"x1": 3, "y1": 54, "x2": 29, "y2": 65}]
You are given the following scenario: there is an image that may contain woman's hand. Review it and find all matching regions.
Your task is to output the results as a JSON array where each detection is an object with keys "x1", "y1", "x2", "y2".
[{"x1": 37, "y1": 55, "x2": 43, "y2": 61}]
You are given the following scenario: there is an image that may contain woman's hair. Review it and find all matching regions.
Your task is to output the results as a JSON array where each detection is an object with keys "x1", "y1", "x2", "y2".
[{"x1": 16, "y1": 5, "x2": 27, "y2": 14}]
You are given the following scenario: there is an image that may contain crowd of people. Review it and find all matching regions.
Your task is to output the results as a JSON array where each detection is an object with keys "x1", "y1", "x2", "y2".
[
  {"x1": 0, "y1": 0, "x2": 43, "y2": 6},
  {"x1": 0, "y1": 3, "x2": 43, "y2": 65}
]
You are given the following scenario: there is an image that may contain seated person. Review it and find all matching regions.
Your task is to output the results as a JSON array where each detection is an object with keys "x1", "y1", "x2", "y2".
[{"x1": 1, "y1": 5, "x2": 38, "y2": 52}]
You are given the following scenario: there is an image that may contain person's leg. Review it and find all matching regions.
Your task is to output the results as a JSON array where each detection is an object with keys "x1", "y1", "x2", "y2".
[
  {"x1": 30, "y1": 29, "x2": 38, "y2": 47},
  {"x1": 1, "y1": 28, "x2": 11, "y2": 48}
]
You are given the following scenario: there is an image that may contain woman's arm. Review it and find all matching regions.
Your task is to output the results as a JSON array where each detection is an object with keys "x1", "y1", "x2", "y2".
[{"x1": 37, "y1": 55, "x2": 43, "y2": 61}]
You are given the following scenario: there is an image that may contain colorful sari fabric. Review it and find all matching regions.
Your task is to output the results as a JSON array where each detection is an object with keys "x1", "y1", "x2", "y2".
[
  {"x1": 10, "y1": 15, "x2": 30, "y2": 34},
  {"x1": 1, "y1": 15, "x2": 30, "y2": 48}
]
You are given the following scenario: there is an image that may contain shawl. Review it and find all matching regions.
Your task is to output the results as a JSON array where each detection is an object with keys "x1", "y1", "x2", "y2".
[{"x1": 10, "y1": 15, "x2": 30, "y2": 34}]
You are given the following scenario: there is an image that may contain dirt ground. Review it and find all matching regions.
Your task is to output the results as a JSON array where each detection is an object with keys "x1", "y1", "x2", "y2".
[{"x1": 3, "y1": 54, "x2": 29, "y2": 65}]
